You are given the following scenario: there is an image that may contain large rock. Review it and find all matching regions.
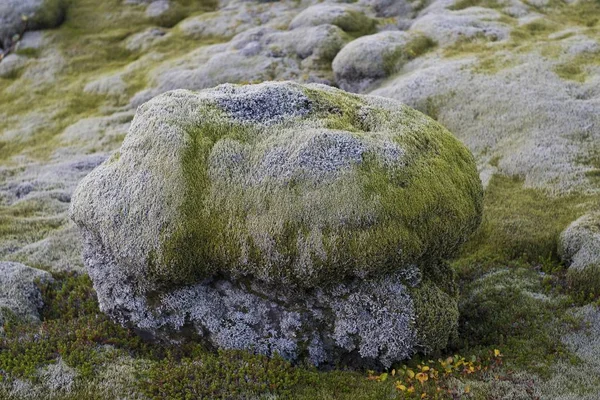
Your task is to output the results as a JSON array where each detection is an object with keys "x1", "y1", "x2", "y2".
[
  {"x1": 333, "y1": 31, "x2": 434, "y2": 93},
  {"x1": 0, "y1": 0, "x2": 66, "y2": 50},
  {"x1": 71, "y1": 81, "x2": 482, "y2": 367},
  {"x1": 289, "y1": 3, "x2": 376, "y2": 35},
  {"x1": 0, "y1": 261, "x2": 52, "y2": 327}
]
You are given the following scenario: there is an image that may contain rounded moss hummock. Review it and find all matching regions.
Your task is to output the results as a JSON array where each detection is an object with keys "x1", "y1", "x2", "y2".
[{"x1": 70, "y1": 81, "x2": 482, "y2": 368}]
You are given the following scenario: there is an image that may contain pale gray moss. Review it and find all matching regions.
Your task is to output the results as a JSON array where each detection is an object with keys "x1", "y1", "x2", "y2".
[{"x1": 332, "y1": 31, "x2": 434, "y2": 93}]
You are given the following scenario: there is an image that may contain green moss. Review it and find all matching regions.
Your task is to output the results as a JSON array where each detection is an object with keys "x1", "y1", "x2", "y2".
[
  {"x1": 355, "y1": 108, "x2": 483, "y2": 269},
  {"x1": 453, "y1": 264, "x2": 581, "y2": 377},
  {"x1": 449, "y1": 0, "x2": 500, "y2": 10},
  {"x1": 151, "y1": 107, "x2": 258, "y2": 289},
  {"x1": 0, "y1": 200, "x2": 65, "y2": 259},
  {"x1": 411, "y1": 275, "x2": 459, "y2": 354},
  {"x1": 331, "y1": 10, "x2": 376, "y2": 37},
  {"x1": 140, "y1": 349, "x2": 300, "y2": 399},
  {"x1": 456, "y1": 174, "x2": 593, "y2": 268},
  {"x1": 383, "y1": 34, "x2": 436, "y2": 75},
  {"x1": 473, "y1": 53, "x2": 516, "y2": 74},
  {"x1": 554, "y1": 53, "x2": 599, "y2": 82},
  {"x1": 303, "y1": 86, "x2": 366, "y2": 131},
  {"x1": 15, "y1": 47, "x2": 41, "y2": 58}
]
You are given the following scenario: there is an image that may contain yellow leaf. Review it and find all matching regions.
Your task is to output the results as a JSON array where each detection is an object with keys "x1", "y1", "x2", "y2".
[
  {"x1": 407, "y1": 369, "x2": 415, "y2": 379},
  {"x1": 391, "y1": 369, "x2": 396, "y2": 376},
  {"x1": 465, "y1": 386, "x2": 471, "y2": 393},
  {"x1": 416, "y1": 373, "x2": 429, "y2": 384},
  {"x1": 421, "y1": 366, "x2": 430, "y2": 372},
  {"x1": 396, "y1": 383, "x2": 407, "y2": 391},
  {"x1": 494, "y1": 349, "x2": 502, "y2": 357},
  {"x1": 421, "y1": 393, "x2": 428, "y2": 399},
  {"x1": 379, "y1": 373, "x2": 388, "y2": 382},
  {"x1": 407, "y1": 386, "x2": 415, "y2": 393}
]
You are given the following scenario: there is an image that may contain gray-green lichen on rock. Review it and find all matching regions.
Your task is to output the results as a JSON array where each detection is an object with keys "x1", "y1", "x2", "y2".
[{"x1": 70, "y1": 81, "x2": 482, "y2": 367}]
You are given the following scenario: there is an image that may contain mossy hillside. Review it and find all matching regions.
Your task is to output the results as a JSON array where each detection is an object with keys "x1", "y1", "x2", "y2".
[
  {"x1": 0, "y1": 0, "x2": 223, "y2": 165},
  {"x1": 448, "y1": 173, "x2": 600, "y2": 381},
  {"x1": 441, "y1": 0, "x2": 600, "y2": 75},
  {"x1": 0, "y1": 0, "x2": 232, "y2": 264},
  {"x1": 151, "y1": 84, "x2": 482, "y2": 290},
  {"x1": 451, "y1": 258, "x2": 591, "y2": 383}
]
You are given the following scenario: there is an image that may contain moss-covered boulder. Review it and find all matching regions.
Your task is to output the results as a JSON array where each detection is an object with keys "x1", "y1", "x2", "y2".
[
  {"x1": 70, "y1": 81, "x2": 482, "y2": 367},
  {"x1": 332, "y1": 31, "x2": 434, "y2": 93},
  {"x1": 560, "y1": 212, "x2": 600, "y2": 300}
]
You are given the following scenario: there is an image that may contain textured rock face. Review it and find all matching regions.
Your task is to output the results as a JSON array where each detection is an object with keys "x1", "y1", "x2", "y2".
[
  {"x1": 0, "y1": 261, "x2": 52, "y2": 327},
  {"x1": 71, "y1": 81, "x2": 482, "y2": 367}
]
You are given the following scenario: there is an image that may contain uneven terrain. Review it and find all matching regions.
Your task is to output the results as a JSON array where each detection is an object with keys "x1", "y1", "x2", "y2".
[{"x1": 0, "y1": 0, "x2": 599, "y2": 398}]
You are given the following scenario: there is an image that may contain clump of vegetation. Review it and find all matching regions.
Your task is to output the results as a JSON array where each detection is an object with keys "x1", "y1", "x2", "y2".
[
  {"x1": 139, "y1": 349, "x2": 300, "y2": 400},
  {"x1": 0, "y1": 273, "x2": 148, "y2": 380},
  {"x1": 367, "y1": 350, "x2": 504, "y2": 399},
  {"x1": 567, "y1": 266, "x2": 600, "y2": 305}
]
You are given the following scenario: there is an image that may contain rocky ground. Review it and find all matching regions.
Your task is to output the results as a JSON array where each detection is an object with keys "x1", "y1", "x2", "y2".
[{"x1": 0, "y1": 0, "x2": 599, "y2": 399}]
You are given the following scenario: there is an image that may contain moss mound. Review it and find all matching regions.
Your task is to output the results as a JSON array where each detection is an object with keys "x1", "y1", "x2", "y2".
[{"x1": 72, "y1": 81, "x2": 482, "y2": 290}]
